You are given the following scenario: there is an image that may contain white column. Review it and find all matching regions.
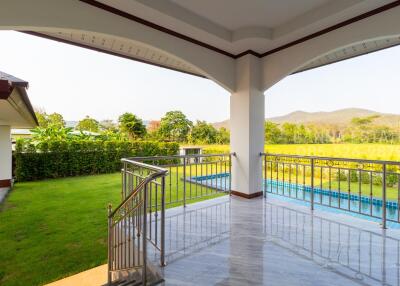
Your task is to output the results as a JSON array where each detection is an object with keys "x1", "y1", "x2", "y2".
[
  {"x1": 0, "y1": 125, "x2": 12, "y2": 188},
  {"x1": 230, "y1": 55, "x2": 265, "y2": 197}
]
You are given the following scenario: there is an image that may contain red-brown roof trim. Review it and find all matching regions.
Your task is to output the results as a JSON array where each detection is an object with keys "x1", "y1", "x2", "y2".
[
  {"x1": 0, "y1": 72, "x2": 38, "y2": 125},
  {"x1": 0, "y1": 80, "x2": 12, "y2": 99}
]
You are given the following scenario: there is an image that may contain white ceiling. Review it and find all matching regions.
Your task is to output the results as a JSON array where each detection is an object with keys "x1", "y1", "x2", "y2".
[
  {"x1": 33, "y1": 0, "x2": 399, "y2": 77},
  {"x1": 171, "y1": 0, "x2": 332, "y2": 30},
  {"x1": 98, "y1": 0, "x2": 392, "y2": 54}
]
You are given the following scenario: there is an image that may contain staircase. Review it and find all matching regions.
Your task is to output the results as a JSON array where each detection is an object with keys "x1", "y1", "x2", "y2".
[{"x1": 107, "y1": 159, "x2": 168, "y2": 285}]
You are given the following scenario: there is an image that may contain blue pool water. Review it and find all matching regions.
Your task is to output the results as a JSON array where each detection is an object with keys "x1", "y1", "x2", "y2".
[{"x1": 189, "y1": 173, "x2": 400, "y2": 223}]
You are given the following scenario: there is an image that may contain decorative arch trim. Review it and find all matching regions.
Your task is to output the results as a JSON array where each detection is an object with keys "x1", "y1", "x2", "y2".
[{"x1": 79, "y1": 0, "x2": 400, "y2": 59}]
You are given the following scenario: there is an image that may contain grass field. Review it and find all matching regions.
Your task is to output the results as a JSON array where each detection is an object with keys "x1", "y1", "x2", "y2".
[
  {"x1": 202, "y1": 143, "x2": 400, "y2": 161},
  {"x1": 0, "y1": 169, "x2": 224, "y2": 286}
]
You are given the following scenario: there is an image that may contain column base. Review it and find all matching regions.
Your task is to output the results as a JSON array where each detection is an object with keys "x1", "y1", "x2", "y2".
[{"x1": 231, "y1": 190, "x2": 263, "y2": 199}]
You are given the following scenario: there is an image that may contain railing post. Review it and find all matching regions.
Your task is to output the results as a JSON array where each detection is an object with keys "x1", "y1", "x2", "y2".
[
  {"x1": 229, "y1": 153, "x2": 233, "y2": 196},
  {"x1": 311, "y1": 158, "x2": 315, "y2": 211},
  {"x1": 264, "y1": 153, "x2": 267, "y2": 198},
  {"x1": 183, "y1": 158, "x2": 187, "y2": 207},
  {"x1": 142, "y1": 185, "x2": 148, "y2": 285},
  {"x1": 122, "y1": 162, "x2": 126, "y2": 200},
  {"x1": 160, "y1": 176, "x2": 166, "y2": 266},
  {"x1": 382, "y1": 163, "x2": 387, "y2": 229},
  {"x1": 107, "y1": 204, "x2": 112, "y2": 286}
]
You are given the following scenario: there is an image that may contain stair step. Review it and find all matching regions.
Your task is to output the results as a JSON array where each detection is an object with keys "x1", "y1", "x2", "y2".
[
  {"x1": 110, "y1": 278, "x2": 164, "y2": 286},
  {"x1": 110, "y1": 279, "x2": 140, "y2": 286}
]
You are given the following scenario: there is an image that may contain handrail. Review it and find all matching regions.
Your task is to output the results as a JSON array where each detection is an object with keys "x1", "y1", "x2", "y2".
[
  {"x1": 121, "y1": 158, "x2": 169, "y2": 173},
  {"x1": 261, "y1": 152, "x2": 400, "y2": 166},
  {"x1": 108, "y1": 159, "x2": 168, "y2": 285},
  {"x1": 109, "y1": 164, "x2": 167, "y2": 218}
]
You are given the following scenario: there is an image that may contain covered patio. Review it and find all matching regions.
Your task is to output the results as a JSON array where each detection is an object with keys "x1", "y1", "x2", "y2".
[
  {"x1": 3, "y1": 0, "x2": 400, "y2": 198},
  {"x1": 2, "y1": 0, "x2": 400, "y2": 285},
  {"x1": 46, "y1": 193, "x2": 400, "y2": 286}
]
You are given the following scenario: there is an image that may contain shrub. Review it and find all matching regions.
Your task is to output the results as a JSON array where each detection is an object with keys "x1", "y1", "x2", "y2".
[
  {"x1": 360, "y1": 171, "x2": 371, "y2": 184},
  {"x1": 349, "y1": 170, "x2": 358, "y2": 182},
  {"x1": 373, "y1": 174, "x2": 383, "y2": 186},
  {"x1": 14, "y1": 139, "x2": 179, "y2": 181},
  {"x1": 386, "y1": 173, "x2": 398, "y2": 187},
  {"x1": 336, "y1": 170, "x2": 347, "y2": 181}
]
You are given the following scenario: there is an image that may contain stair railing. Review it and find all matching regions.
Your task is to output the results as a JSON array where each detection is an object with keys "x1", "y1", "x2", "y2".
[{"x1": 108, "y1": 159, "x2": 167, "y2": 285}]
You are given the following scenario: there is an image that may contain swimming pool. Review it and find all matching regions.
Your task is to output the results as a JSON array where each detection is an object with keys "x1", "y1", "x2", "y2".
[{"x1": 188, "y1": 173, "x2": 400, "y2": 223}]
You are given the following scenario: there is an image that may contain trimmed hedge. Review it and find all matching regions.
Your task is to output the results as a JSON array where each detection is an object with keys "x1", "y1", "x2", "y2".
[{"x1": 14, "y1": 140, "x2": 179, "y2": 182}]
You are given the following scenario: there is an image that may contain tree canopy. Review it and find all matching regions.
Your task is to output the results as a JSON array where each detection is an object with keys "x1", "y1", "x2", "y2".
[
  {"x1": 35, "y1": 110, "x2": 65, "y2": 129},
  {"x1": 158, "y1": 111, "x2": 192, "y2": 142},
  {"x1": 118, "y1": 112, "x2": 147, "y2": 139},
  {"x1": 76, "y1": 116, "x2": 100, "y2": 132},
  {"x1": 189, "y1": 121, "x2": 217, "y2": 144}
]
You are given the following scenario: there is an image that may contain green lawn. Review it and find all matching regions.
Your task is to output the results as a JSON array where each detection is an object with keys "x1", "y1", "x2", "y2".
[
  {"x1": 0, "y1": 174, "x2": 121, "y2": 286},
  {"x1": 0, "y1": 170, "x2": 224, "y2": 286}
]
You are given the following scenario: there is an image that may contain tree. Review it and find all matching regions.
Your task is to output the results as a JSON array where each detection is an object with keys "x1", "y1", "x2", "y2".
[
  {"x1": 35, "y1": 111, "x2": 48, "y2": 127},
  {"x1": 158, "y1": 111, "x2": 192, "y2": 142},
  {"x1": 216, "y1": 127, "x2": 230, "y2": 144},
  {"x1": 147, "y1": 120, "x2": 160, "y2": 132},
  {"x1": 31, "y1": 126, "x2": 73, "y2": 142},
  {"x1": 34, "y1": 110, "x2": 65, "y2": 128},
  {"x1": 344, "y1": 115, "x2": 380, "y2": 143},
  {"x1": 118, "y1": 112, "x2": 147, "y2": 139},
  {"x1": 47, "y1": 113, "x2": 65, "y2": 129},
  {"x1": 189, "y1": 121, "x2": 217, "y2": 144},
  {"x1": 265, "y1": 121, "x2": 282, "y2": 144},
  {"x1": 146, "y1": 120, "x2": 161, "y2": 140},
  {"x1": 76, "y1": 116, "x2": 100, "y2": 132}
]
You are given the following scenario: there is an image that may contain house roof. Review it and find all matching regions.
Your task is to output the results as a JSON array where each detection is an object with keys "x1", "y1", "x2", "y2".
[
  {"x1": 0, "y1": 71, "x2": 29, "y2": 88},
  {"x1": 0, "y1": 71, "x2": 38, "y2": 127}
]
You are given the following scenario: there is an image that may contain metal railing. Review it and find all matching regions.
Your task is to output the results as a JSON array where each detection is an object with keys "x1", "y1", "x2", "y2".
[
  {"x1": 107, "y1": 153, "x2": 232, "y2": 285},
  {"x1": 108, "y1": 159, "x2": 167, "y2": 285},
  {"x1": 130, "y1": 153, "x2": 233, "y2": 207},
  {"x1": 261, "y1": 153, "x2": 400, "y2": 228}
]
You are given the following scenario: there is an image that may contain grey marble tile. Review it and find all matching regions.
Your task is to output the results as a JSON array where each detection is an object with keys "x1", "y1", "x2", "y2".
[{"x1": 148, "y1": 196, "x2": 400, "y2": 286}]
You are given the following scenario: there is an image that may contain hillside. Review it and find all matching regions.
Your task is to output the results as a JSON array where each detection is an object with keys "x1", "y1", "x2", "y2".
[{"x1": 213, "y1": 108, "x2": 400, "y2": 130}]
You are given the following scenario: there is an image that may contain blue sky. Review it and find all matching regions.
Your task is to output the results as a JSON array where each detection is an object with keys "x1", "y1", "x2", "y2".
[{"x1": 1, "y1": 31, "x2": 399, "y2": 122}]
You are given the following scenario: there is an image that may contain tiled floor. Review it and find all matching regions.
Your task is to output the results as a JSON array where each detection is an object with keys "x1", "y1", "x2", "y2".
[{"x1": 150, "y1": 195, "x2": 400, "y2": 286}]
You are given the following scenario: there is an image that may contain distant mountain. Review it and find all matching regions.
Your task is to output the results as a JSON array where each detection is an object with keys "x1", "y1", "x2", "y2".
[{"x1": 212, "y1": 108, "x2": 400, "y2": 130}]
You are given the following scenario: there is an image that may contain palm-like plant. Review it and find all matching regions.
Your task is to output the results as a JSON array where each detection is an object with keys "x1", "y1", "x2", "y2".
[{"x1": 31, "y1": 125, "x2": 73, "y2": 143}]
